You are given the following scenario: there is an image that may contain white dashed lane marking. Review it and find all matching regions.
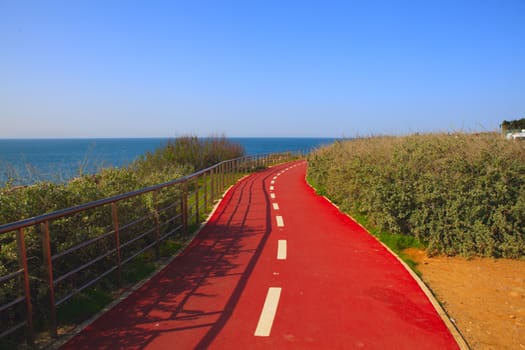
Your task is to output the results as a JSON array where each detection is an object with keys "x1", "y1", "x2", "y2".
[
  {"x1": 277, "y1": 240, "x2": 287, "y2": 260},
  {"x1": 255, "y1": 163, "x2": 307, "y2": 339},
  {"x1": 254, "y1": 287, "x2": 282, "y2": 337}
]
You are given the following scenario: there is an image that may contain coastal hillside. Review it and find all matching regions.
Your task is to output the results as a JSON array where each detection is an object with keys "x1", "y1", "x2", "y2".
[{"x1": 307, "y1": 133, "x2": 525, "y2": 258}]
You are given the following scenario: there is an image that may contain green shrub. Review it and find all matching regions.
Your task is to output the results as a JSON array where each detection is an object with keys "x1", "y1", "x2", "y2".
[
  {"x1": 135, "y1": 135, "x2": 244, "y2": 174},
  {"x1": 307, "y1": 133, "x2": 525, "y2": 258}
]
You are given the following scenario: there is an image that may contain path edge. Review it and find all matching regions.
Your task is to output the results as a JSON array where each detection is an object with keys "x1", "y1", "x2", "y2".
[{"x1": 304, "y1": 176, "x2": 471, "y2": 350}]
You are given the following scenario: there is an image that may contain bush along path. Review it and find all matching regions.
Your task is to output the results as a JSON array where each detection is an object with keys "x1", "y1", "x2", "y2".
[
  {"x1": 61, "y1": 161, "x2": 464, "y2": 349},
  {"x1": 307, "y1": 133, "x2": 525, "y2": 258}
]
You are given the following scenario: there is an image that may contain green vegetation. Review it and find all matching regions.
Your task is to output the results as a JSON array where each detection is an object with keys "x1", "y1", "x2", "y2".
[
  {"x1": 0, "y1": 136, "x2": 245, "y2": 348},
  {"x1": 56, "y1": 287, "x2": 113, "y2": 326},
  {"x1": 137, "y1": 135, "x2": 245, "y2": 173},
  {"x1": 1, "y1": 136, "x2": 245, "y2": 221},
  {"x1": 308, "y1": 132, "x2": 525, "y2": 258}
]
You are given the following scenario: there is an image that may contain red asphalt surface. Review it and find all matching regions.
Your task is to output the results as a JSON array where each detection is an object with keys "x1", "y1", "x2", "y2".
[{"x1": 62, "y1": 160, "x2": 460, "y2": 349}]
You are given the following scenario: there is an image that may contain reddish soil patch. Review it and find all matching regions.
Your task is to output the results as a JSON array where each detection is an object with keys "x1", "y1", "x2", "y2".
[{"x1": 404, "y1": 248, "x2": 525, "y2": 350}]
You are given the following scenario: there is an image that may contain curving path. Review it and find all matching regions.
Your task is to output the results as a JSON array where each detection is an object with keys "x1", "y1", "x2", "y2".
[{"x1": 62, "y1": 160, "x2": 461, "y2": 349}]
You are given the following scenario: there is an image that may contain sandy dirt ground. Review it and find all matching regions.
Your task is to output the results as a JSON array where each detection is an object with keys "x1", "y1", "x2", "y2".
[{"x1": 404, "y1": 249, "x2": 525, "y2": 350}]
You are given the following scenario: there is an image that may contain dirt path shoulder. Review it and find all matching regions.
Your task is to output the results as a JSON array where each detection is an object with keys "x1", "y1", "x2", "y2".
[{"x1": 404, "y1": 249, "x2": 525, "y2": 350}]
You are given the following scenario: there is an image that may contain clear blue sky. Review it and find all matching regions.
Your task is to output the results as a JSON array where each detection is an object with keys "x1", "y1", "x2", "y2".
[{"x1": 1, "y1": 0, "x2": 524, "y2": 138}]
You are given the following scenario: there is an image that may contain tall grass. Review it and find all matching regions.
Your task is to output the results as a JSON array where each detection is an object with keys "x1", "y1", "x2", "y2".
[{"x1": 307, "y1": 133, "x2": 525, "y2": 258}]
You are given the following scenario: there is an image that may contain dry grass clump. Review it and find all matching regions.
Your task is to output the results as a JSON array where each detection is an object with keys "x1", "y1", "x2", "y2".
[{"x1": 307, "y1": 133, "x2": 525, "y2": 258}]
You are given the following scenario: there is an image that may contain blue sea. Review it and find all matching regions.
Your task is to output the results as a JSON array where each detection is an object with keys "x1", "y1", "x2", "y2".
[{"x1": 0, "y1": 138, "x2": 335, "y2": 186}]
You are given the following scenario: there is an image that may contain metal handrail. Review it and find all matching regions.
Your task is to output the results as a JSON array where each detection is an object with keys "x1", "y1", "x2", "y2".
[
  {"x1": 0, "y1": 151, "x2": 300, "y2": 346},
  {"x1": 51, "y1": 230, "x2": 115, "y2": 261},
  {"x1": 0, "y1": 296, "x2": 25, "y2": 314},
  {"x1": 0, "y1": 269, "x2": 23, "y2": 284},
  {"x1": 0, "y1": 157, "x2": 236, "y2": 235}
]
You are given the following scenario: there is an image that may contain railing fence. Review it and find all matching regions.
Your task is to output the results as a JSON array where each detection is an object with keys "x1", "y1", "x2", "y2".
[{"x1": 0, "y1": 152, "x2": 302, "y2": 347}]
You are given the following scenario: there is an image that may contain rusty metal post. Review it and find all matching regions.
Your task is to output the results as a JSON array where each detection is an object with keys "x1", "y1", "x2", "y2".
[
  {"x1": 210, "y1": 168, "x2": 215, "y2": 204},
  {"x1": 228, "y1": 161, "x2": 232, "y2": 185},
  {"x1": 220, "y1": 163, "x2": 226, "y2": 194},
  {"x1": 152, "y1": 191, "x2": 160, "y2": 260},
  {"x1": 16, "y1": 228, "x2": 34, "y2": 345},
  {"x1": 224, "y1": 162, "x2": 227, "y2": 190},
  {"x1": 224, "y1": 162, "x2": 231, "y2": 189},
  {"x1": 217, "y1": 164, "x2": 221, "y2": 193},
  {"x1": 111, "y1": 203, "x2": 122, "y2": 287},
  {"x1": 217, "y1": 164, "x2": 221, "y2": 195},
  {"x1": 217, "y1": 166, "x2": 220, "y2": 197},
  {"x1": 203, "y1": 170, "x2": 208, "y2": 213},
  {"x1": 194, "y1": 177, "x2": 200, "y2": 225},
  {"x1": 225, "y1": 161, "x2": 227, "y2": 184},
  {"x1": 179, "y1": 186, "x2": 184, "y2": 230},
  {"x1": 182, "y1": 182, "x2": 188, "y2": 235},
  {"x1": 215, "y1": 166, "x2": 218, "y2": 198},
  {"x1": 229, "y1": 160, "x2": 235, "y2": 185},
  {"x1": 41, "y1": 221, "x2": 57, "y2": 337},
  {"x1": 215, "y1": 166, "x2": 219, "y2": 197}
]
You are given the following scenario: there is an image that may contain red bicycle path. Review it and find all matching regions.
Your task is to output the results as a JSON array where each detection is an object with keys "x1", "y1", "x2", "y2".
[{"x1": 62, "y1": 160, "x2": 462, "y2": 349}]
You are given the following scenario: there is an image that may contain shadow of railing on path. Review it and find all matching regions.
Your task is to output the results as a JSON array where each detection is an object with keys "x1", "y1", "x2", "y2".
[{"x1": 60, "y1": 166, "x2": 277, "y2": 350}]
